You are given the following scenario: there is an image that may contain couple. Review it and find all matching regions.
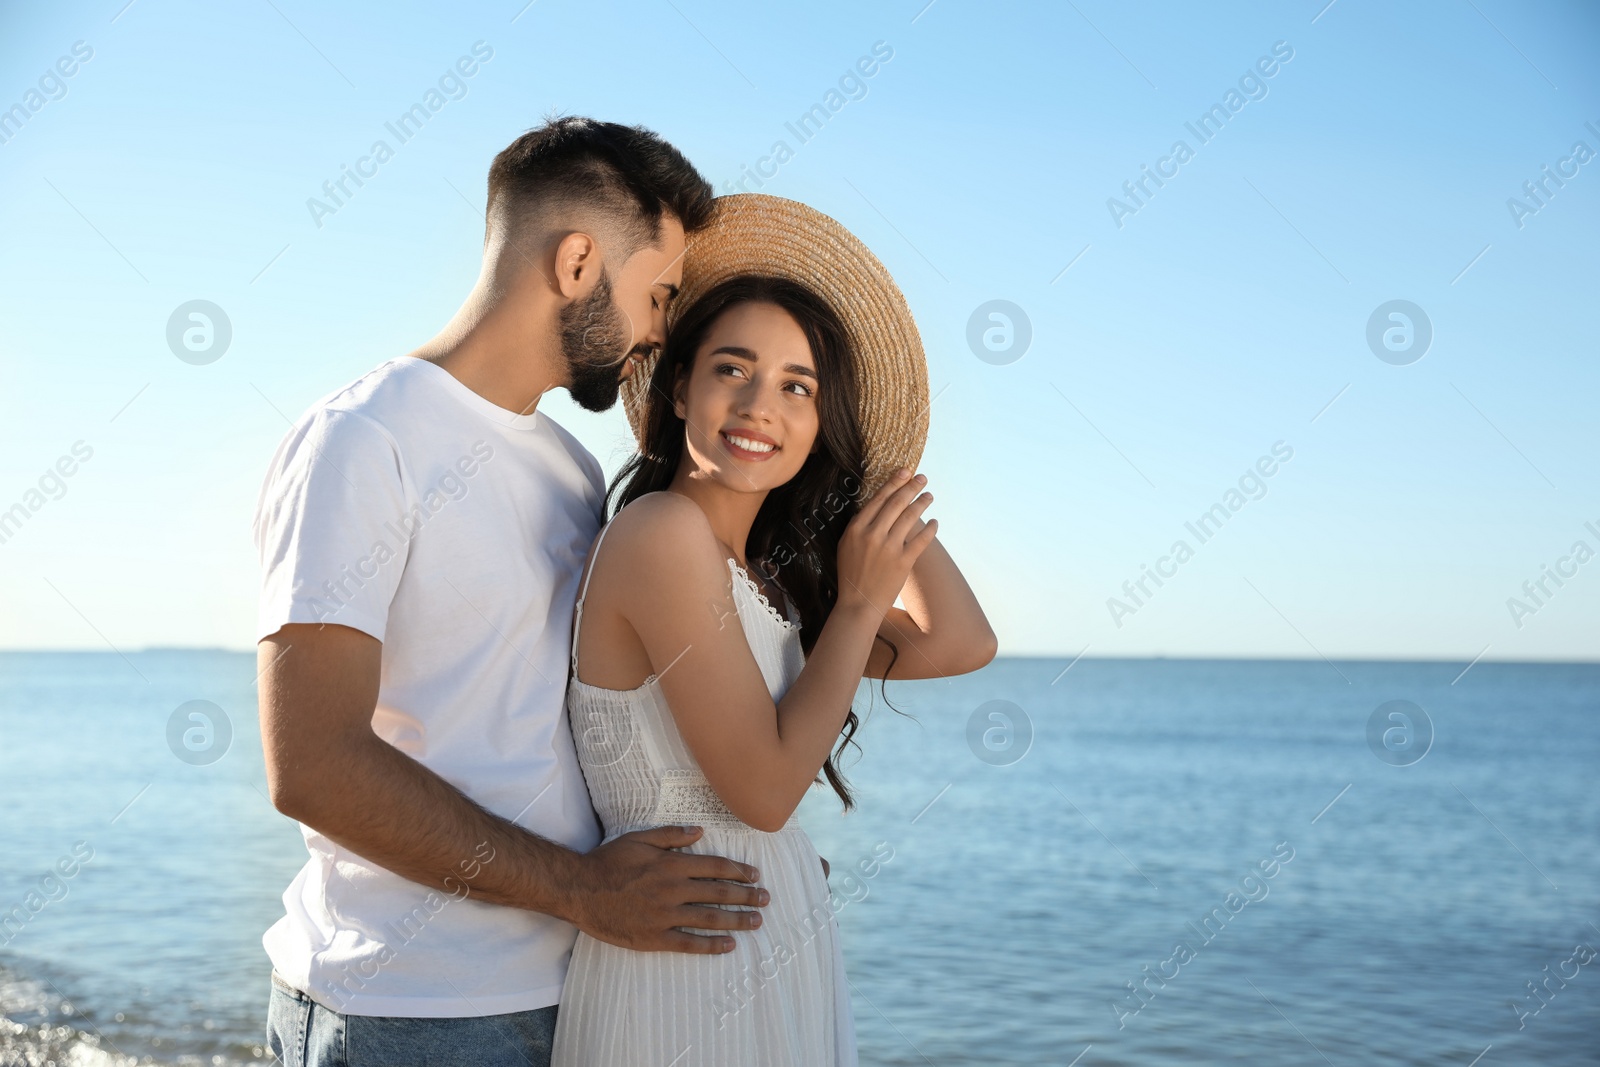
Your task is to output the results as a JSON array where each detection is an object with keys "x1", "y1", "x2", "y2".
[{"x1": 253, "y1": 116, "x2": 994, "y2": 1066}]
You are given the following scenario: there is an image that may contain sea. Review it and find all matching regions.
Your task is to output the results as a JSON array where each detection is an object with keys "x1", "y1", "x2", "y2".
[{"x1": 1, "y1": 652, "x2": 1595, "y2": 1066}]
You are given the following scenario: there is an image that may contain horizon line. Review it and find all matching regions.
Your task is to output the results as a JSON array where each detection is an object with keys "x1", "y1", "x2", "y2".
[{"x1": 0, "y1": 648, "x2": 1596, "y2": 667}]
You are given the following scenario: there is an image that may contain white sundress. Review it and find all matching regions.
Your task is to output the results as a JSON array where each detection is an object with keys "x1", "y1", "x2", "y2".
[{"x1": 551, "y1": 520, "x2": 858, "y2": 1066}]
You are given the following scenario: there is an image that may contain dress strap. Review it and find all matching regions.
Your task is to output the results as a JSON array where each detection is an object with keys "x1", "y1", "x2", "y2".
[{"x1": 570, "y1": 518, "x2": 618, "y2": 675}]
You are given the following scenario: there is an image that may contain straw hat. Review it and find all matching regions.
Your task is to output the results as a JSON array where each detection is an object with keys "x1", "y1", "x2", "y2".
[{"x1": 621, "y1": 193, "x2": 929, "y2": 497}]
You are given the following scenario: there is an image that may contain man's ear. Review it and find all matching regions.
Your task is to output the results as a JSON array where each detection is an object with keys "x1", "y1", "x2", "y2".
[{"x1": 553, "y1": 231, "x2": 599, "y2": 299}]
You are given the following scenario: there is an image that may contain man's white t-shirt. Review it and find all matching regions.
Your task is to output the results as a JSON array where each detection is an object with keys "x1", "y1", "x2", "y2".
[{"x1": 252, "y1": 356, "x2": 604, "y2": 1018}]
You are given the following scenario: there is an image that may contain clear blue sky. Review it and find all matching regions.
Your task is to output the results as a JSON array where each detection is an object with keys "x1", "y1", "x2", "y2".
[{"x1": 2, "y1": 0, "x2": 1596, "y2": 659}]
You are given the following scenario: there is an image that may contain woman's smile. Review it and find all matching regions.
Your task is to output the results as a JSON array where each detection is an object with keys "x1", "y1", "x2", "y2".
[{"x1": 720, "y1": 428, "x2": 780, "y2": 460}]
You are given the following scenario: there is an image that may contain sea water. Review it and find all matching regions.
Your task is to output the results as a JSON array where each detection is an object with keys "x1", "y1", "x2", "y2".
[{"x1": 1, "y1": 652, "x2": 1595, "y2": 1065}]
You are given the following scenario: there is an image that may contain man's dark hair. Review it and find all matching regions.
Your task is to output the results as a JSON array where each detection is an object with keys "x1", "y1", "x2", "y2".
[{"x1": 486, "y1": 116, "x2": 714, "y2": 258}]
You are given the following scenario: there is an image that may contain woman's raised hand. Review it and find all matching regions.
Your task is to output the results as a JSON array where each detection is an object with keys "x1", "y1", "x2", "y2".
[{"x1": 835, "y1": 468, "x2": 939, "y2": 618}]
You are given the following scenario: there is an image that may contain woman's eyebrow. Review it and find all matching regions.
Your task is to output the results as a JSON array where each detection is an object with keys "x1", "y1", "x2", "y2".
[{"x1": 708, "y1": 346, "x2": 817, "y2": 379}]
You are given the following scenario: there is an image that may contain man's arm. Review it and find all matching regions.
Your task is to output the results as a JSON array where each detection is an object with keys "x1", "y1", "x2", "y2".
[{"x1": 258, "y1": 622, "x2": 767, "y2": 954}]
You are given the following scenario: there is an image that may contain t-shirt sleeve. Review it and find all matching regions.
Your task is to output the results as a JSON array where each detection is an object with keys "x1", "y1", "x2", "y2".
[
  {"x1": 581, "y1": 448, "x2": 606, "y2": 517},
  {"x1": 252, "y1": 407, "x2": 413, "y2": 643}
]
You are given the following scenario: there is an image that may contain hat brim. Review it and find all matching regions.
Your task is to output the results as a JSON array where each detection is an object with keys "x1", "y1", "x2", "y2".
[{"x1": 620, "y1": 193, "x2": 929, "y2": 499}]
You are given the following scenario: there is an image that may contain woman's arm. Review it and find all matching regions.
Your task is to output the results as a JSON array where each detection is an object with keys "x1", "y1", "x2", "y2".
[
  {"x1": 597, "y1": 474, "x2": 933, "y2": 832},
  {"x1": 863, "y1": 491, "x2": 997, "y2": 680}
]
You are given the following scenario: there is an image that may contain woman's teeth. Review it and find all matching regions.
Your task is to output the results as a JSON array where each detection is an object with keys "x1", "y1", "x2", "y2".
[{"x1": 725, "y1": 433, "x2": 775, "y2": 453}]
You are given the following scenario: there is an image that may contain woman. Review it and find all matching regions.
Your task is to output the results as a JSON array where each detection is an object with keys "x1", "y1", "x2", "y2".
[{"x1": 551, "y1": 195, "x2": 994, "y2": 1066}]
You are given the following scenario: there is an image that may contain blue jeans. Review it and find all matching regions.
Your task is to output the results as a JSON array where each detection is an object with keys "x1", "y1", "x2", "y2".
[{"x1": 266, "y1": 970, "x2": 559, "y2": 1067}]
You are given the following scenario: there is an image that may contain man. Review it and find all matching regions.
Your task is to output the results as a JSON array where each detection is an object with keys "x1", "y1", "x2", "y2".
[{"x1": 254, "y1": 117, "x2": 769, "y2": 1067}]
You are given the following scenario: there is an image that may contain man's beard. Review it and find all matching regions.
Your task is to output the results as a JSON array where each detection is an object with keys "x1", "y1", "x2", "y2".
[{"x1": 559, "y1": 268, "x2": 644, "y2": 413}]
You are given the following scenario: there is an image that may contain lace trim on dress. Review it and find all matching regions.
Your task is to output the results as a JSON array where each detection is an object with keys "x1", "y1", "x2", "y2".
[
  {"x1": 727, "y1": 558, "x2": 799, "y2": 631},
  {"x1": 651, "y1": 768, "x2": 799, "y2": 831}
]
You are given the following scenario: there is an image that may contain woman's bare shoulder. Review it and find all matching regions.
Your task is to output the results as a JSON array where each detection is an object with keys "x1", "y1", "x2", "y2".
[{"x1": 593, "y1": 492, "x2": 727, "y2": 583}]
